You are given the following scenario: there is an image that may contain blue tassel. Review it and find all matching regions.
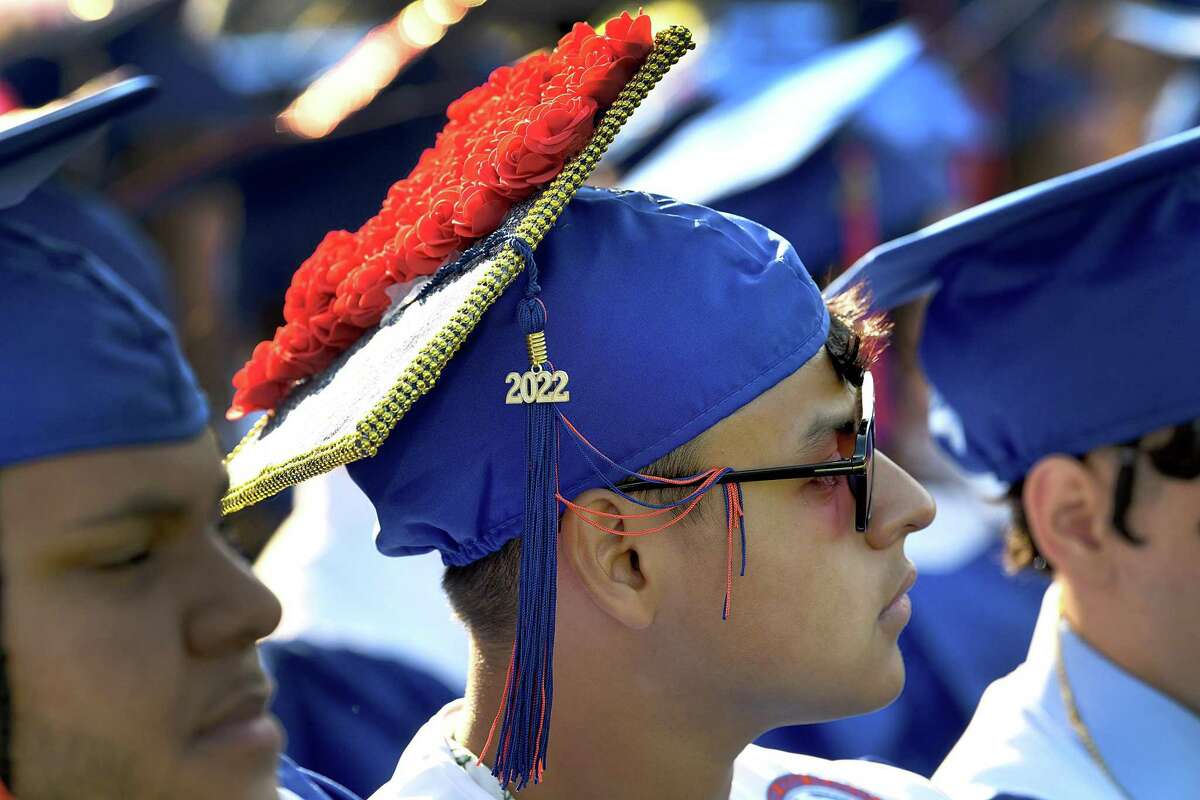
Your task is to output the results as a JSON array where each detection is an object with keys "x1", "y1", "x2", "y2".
[{"x1": 492, "y1": 240, "x2": 560, "y2": 790}]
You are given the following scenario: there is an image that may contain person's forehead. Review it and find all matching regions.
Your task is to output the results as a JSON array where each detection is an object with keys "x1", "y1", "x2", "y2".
[
  {"x1": 0, "y1": 432, "x2": 224, "y2": 535},
  {"x1": 704, "y1": 349, "x2": 857, "y2": 451}
]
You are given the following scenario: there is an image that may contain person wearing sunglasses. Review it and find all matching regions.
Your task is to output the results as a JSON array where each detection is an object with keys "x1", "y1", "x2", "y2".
[
  {"x1": 829, "y1": 126, "x2": 1200, "y2": 800},
  {"x1": 219, "y1": 14, "x2": 942, "y2": 799}
]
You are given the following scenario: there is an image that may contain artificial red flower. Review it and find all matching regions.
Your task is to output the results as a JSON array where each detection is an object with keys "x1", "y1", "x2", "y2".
[
  {"x1": 524, "y1": 94, "x2": 597, "y2": 156},
  {"x1": 308, "y1": 309, "x2": 363, "y2": 349},
  {"x1": 604, "y1": 12, "x2": 653, "y2": 60},
  {"x1": 333, "y1": 258, "x2": 396, "y2": 328},
  {"x1": 399, "y1": 190, "x2": 464, "y2": 274},
  {"x1": 463, "y1": 149, "x2": 521, "y2": 199},
  {"x1": 576, "y1": 35, "x2": 641, "y2": 106},
  {"x1": 446, "y1": 83, "x2": 492, "y2": 123},
  {"x1": 272, "y1": 322, "x2": 338, "y2": 378},
  {"x1": 494, "y1": 132, "x2": 564, "y2": 191},
  {"x1": 227, "y1": 12, "x2": 657, "y2": 417},
  {"x1": 453, "y1": 183, "x2": 510, "y2": 238},
  {"x1": 554, "y1": 22, "x2": 599, "y2": 62},
  {"x1": 227, "y1": 342, "x2": 291, "y2": 420}
]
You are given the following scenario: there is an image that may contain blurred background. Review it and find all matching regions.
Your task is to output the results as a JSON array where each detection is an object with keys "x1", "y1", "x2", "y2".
[{"x1": 4, "y1": 0, "x2": 1196, "y2": 795}]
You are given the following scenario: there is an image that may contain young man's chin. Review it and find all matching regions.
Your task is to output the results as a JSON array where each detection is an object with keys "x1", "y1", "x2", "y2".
[
  {"x1": 181, "y1": 717, "x2": 283, "y2": 800},
  {"x1": 177, "y1": 758, "x2": 281, "y2": 800},
  {"x1": 840, "y1": 650, "x2": 907, "y2": 720}
]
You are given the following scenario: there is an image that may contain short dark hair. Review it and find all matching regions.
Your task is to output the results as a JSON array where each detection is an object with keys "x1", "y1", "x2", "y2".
[
  {"x1": 1003, "y1": 477, "x2": 1048, "y2": 574},
  {"x1": 444, "y1": 292, "x2": 889, "y2": 650}
]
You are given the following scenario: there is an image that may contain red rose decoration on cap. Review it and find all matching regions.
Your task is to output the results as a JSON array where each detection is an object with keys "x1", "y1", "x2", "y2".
[{"x1": 227, "y1": 11, "x2": 655, "y2": 419}]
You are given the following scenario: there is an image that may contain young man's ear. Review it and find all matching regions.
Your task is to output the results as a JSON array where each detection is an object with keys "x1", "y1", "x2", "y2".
[
  {"x1": 559, "y1": 488, "x2": 659, "y2": 630},
  {"x1": 1022, "y1": 455, "x2": 1112, "y2": 587}
]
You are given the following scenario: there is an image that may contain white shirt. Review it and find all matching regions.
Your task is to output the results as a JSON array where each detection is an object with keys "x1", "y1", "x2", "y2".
[
  {"x1": 934, "y1": 584, "x2": 1200, "y2": 800},
  {"x1": 370, "y1": 701, "x2": 950, "y2": 799}
]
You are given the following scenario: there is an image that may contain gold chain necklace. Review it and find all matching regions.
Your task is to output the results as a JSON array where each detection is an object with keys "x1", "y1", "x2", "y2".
[{"x1": 1054, "y1": 621, "x2": 1134, "y2": 800}]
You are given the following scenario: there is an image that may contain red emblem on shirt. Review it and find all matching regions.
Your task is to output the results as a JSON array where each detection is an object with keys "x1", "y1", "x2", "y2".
[{"x1": 767, "y1": 773, "x2": 882, "y2": 800}]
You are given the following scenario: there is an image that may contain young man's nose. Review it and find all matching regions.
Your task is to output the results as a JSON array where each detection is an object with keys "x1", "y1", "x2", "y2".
[
  {"x1": 186, "y1": 540, "x2": 283, "y2": 656},
  {"x1": 864, "y1": 451, "x2": 936, "y2": 551}
]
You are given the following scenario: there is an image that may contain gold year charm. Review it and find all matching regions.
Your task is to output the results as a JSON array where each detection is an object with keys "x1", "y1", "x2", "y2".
[{"x1": 504, "y1": 369, "x2": 571, "y2": 404}]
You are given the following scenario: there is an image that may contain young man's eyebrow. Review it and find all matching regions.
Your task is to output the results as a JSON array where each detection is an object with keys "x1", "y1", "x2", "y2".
[
  {"x1": 79, "y1": 473, "x2": 230, "y2": 529},
  {"x1": 75, "y1": 493, "x2": 189, "y2": 528},
  {"x1": 797, "y1": 408, "x2": 857, "y2": 455}
]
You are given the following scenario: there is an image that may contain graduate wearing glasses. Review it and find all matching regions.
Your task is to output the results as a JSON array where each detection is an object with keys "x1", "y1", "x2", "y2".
[
  {"x1": 219, "y1": 13, "x2": 944, "y2": 800},
  {"x1": 830, "y1": 124, "x2": 1200, "y2": 800}
]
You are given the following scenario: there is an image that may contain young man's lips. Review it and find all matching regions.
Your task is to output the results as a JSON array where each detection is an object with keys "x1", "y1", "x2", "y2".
[
  {"x1": 192, "y1": 686, "x2": 283, "y2": 754},
  {"x1": 881, "y1": 565, "x2": 917, "y2": 619}
]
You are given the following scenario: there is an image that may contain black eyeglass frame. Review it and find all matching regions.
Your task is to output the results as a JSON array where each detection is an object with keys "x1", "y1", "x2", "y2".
[{"x1": 614, "y1": 372, "x2": 876, "y2": 532}]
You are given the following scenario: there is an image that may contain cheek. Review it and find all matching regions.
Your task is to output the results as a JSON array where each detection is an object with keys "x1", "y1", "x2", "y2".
[
  {"x1": 1123, "y1": 531, "x2": 1200, "y2": 621},
  {"x1": 5, "y1": 575, "x2": 186, "y2": 752},
  {"x1": 731, "y1": 490, "x2": 879, "y2": 662}
]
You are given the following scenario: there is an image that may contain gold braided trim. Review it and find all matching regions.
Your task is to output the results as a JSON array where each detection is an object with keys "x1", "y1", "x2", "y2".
[{"x1": 222, "y1": 26, "x2": 695, "y2": 515}]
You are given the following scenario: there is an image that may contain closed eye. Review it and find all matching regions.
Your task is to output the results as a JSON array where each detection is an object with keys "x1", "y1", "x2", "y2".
[{"x1": 94, "y1": 542, "x2": 155, "y2": 571}]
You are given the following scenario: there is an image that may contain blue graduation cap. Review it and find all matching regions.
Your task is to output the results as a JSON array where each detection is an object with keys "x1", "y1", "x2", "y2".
[
  {"x1": 621, "y1": 23, "x2": 923, "y2": 207},
  {"x1": 1110, "y1": 1, "x2": 1200, "y2": 60},
  {"x1": 826, "y1": 125, "x2": 1200, "y2": 483},
  {"x1": 0, "y1": 76, "x2": 208, "y2": 469},
  {"x1": 620, "y1": 22, "x2": 981, "y2": 276},
  {"x1": 0, "y1": 76, "x2": 158, "y2": 208}
]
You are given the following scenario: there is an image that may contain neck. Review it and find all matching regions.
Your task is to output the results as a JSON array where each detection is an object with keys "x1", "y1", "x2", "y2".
[
  {"x1": 455, "y1": 640, "x2": 748, "y2": 800},
  {"x1": 1061, "y1": 580, "x2": 1200, "y2": 716}
]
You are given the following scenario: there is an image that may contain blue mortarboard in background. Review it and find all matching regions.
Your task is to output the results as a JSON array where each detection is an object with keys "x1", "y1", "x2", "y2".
[
  {"x1": 0, "y1": 77, "x2": 156, "y2": 208},
  {"x1": 621, "y1": 23, "x2": 982, "y2": 277},
  {"x1": 1110, "y1": 1, "x2": 1200, "y2": 60},
  {"x1": 0, "y1": 76, "x2": 208, "y2": 469},
  {"x1": 827, "y1": 125, "x2": 1200, "y2": 483},
  {"x1": 602, "y1": 2, "x2": 840, "y2": 174},
  {"x1": 1108, "y1": 1, "x2": 1200, "y2": 142}
]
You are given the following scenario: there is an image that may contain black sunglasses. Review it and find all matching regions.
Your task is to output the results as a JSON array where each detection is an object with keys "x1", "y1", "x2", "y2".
[{"x1": 615, "y1": 372, "x2": 876, "y2": 532}]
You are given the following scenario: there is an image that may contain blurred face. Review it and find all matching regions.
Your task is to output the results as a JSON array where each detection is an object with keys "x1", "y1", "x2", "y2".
[
  {"x1": 0, "y1": 433, "x2": 283, "y2": 800},
  {"x1": 647, "y1": 350, "x2": 935, "y2": 726}
]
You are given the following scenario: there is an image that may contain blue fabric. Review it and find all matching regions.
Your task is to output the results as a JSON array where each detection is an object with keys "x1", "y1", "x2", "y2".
[
  {"x1": 8, "y1": 184, "x2": 172, "y2": 316},
  {"x1": 350, "y1": 187, "x2": 829, "y2": 566},
  {"x1": 713, "y1": 130, "x2": 949, "y2": 279},
  {"x1": 828, "y1": 125, "x2": 1200, "y2": 482},
  {"x1": 699, "y1": 3, "x2": 837, "y2": 106},
  {"x1": 277, "y1": 754, "x2": 362, "y2": 800},
  {"x1": 621, "y1": 24, "x2": 979, "y2": 277},
  {"x1": 0, "y1": 221, "x2": 208, "y2": 469},
  {"x1": 262, "y1": 641, "x2": 456, "y2": 799}
]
